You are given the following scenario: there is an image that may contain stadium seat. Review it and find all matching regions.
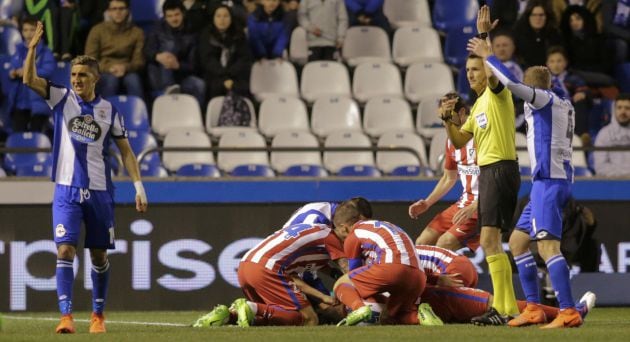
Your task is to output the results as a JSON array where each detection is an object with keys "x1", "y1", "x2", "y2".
[
  {"x1": 0, "y1": 166, "x2": 5, "y2": 177},
  {"x1": 250, "y1": 60, "x2": 299, "y2": 101},
  {"x1": 230, "y1": 164, "x2": 275, "y2": 177},
  {"x1": 383, "y1": 0, "x2": 431, "y2": 28},
  {"x1": 390, "y1": 165, "x2": 423, "y2": 176},
  {"x1": 50, "y1": 61, "x2": 71, "y2": 88},
  {"x1": 15, "y1": 157, "x2": 52, "y2": 177},
  {"x1": 176, "y1": 163, "x2": 221, "y2": 177},
  {"x1": 300, "y1": 61, "x2": 351, "y2": 103},
  {"x1": 615, "y1": 63, "x2": 630, "y2": 92},
  {"x1": 151, "y1": 94, "x2": 203, "y2": 137},
  {"x1": 338, "y1": 165, "x2": 381, "y2": 177},
  {"x1": 130, "y1": 0, "x2": 163, "y2": 23},
  {"x1": 3, "y1": 132, "x2": 51, "y2": 173},
  {"x1": 432, "y1": 0, "x2": 478, "y2": 32},
  {"x1": 342, "y1": 26, "x2": 391, "y2": 67},
  {"x1": 126, "y1": 129, "x2": 161, "y2": 167},
  {"x1": 283, "y1": 164, "x2": 328, "y2": 177},
  {"x1": 363, "y1": 97, "x2": 414, "y2": 138},
  {"x1": 271, "y1": 130, "x2": 322, "y2": 174},
  {"x1": 352, "y1": 62, "x2": 403, "y2": 103},
  {"x1": 217, "y1": 130, "x2": 269, "y2": 173},
  {"x1": 456, "y1": 65, "x2": 472, "y2": 102},
  {"x1": 323, "y1": 131, "x2": 375, "y2": 174},
  {"x1": 404, "y1": 62, "x2": 455, "y2": 103},
  {"x1": 572, "y1": 134, "x2": 592, "y2": 177},
  {"x1": 139, "y1": 162, "x2": 169, "y2": 178},
  {"x1": 107, "y1": 95, "x2": 150, "y2": 131},
  {"x1": 376, "y1": 131, "x2": 429, "y2": 175},
  {"x1": 311, "y1": 95, "x2": 362, "y2": 138},
  {"x1": 515, "y1": 132, "x2": 531, "y2": 175},
  {"x1": 393, "y1": 27, "x2": 443, "y2": 67},
  {"x1": 428, "y1": 128, "x2": 448, "y2": 173},
  {"x1": 444, "y1": 26, "x2": 476, "y2": 68},
  {"x1": 0, "y1": 25, "x2": 21, "y2": 55},
  {"x1": 416, "y1": 94, "x2": 444, "y2": 140},
  {"x1": 205, "y1": 96, "x2": 257, "y2": 139},
  {"x1": 258, "y1": 96, "x2": 309, "y2": 138},
  {"x1": 289, "y1": 26, "x2": 308, "y2": 65},
  {"x1": 162, "y1": 129, "x2": 214, "y2": 172}
]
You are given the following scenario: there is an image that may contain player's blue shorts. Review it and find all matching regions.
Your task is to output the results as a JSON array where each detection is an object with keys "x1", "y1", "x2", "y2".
[
  {"x1": 52, "y1": 184, "x2": 116, "y2": 249},
  {"x1": 515, "y1": 179, "x2": 571, "y2": 240}
]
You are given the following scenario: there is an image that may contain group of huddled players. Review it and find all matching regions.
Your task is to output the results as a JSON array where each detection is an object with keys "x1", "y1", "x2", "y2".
[{"x1": 192, "y1": 198, "x2": 594, "y2": 328}]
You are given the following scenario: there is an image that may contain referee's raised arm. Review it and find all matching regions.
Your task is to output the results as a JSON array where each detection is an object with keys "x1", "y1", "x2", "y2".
[{"x1": 22, "y1": 21, "x2": 48, "y2": 98}]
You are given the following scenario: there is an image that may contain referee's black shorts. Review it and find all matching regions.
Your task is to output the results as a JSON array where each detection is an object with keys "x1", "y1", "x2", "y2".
[{"x1": 478, "y1": 160, "x2": 521, "y2": 232}]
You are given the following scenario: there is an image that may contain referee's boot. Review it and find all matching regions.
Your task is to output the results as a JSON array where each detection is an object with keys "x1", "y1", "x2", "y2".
[{"x1": 508, "y1": 303, "x2": 546, "y2": 327}]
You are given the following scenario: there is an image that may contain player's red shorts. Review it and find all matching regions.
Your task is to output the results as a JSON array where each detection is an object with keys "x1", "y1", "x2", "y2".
[
  {"x1": 420, "y1": 285, "x2": 490, "y2": 323},
  {"x1": 427, "y1": 203, "x2": 480, "y2": 250},
  {"x1": 446, "y1": 255, "x2": 479, "y2": 288},
  {"x1": 349, "y1": 263, "x2": 425, "y2": 321},
  {"x1": 238, "y1": 261, "x2": 309, "y2": 311}
]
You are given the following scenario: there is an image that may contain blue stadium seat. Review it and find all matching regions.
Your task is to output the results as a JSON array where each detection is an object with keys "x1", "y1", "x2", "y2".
[
  {"x1": 15, "y1": 156, "x2": 52, "y2": 177},
  {"x1": 615, "y1": 63, "x2": 630, "y2": 93},
  {"x1": 444, "y1": 26, "x2": 476, "y2": 68},
  {"x1": 0, "y1": 25, "x2": 21, "y2": 55},
  {"x1": 3, "y1": 132, "x2": 51, "y2": 173},
  {"x1": 457, "y1": 65, "x2": 472, "y2": 102},
  {"x1": 176, "y1": 163, "x2": 221, "y2": 177},
  {"x1": 390, "y1": 165, "x2": 421, "y2": 176},
  {"x1": 107, "y1": 95, "x2": 150, "y2": 131},
  {"x1": 338, "y1": 165, "x2": 381, "y2": 177},
  {"x1": 50, "y1": 61, "x2": 71, "y2": 88},
  {"x1": 139, "y1": 162, "x2": 168, "y2": 177},
  {"x1": 432, "y1": 0, "x2": 478, "y2": 32},
  {"x1": 574, "y1": 166, "x2": 592, "y2": 177},
  {"x1": 231, "y1": 164, "x2": 275, "y2": 177},
  {"x1": 130, "y1": 0, "x2": 162, "y2": 23},
  {"x1": 283, "y1": 165, "x2": 328, "y2": 177}
]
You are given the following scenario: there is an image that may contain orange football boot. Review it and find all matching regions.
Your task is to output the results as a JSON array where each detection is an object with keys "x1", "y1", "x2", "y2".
[
  {"x1": 89, "y1": 312, "x2": 106, "y2": 333},
  {"x1": 540, "y1": 308, "x2": 583, "y2": 329},
  {"x1": 508, "y1": 303, "x2": 547, "y2": 327},
  {"x1": 55, "y1": 314, "x2": 75, "y2": 334}
]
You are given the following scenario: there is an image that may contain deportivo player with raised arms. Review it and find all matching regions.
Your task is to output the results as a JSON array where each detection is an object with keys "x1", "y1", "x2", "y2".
[{"x1": 22, "y1": 22, "x2": 148, "y2": 334}]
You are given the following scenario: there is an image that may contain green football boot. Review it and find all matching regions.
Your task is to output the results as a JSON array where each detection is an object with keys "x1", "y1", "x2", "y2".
[
  {"x1": 418, "y1": 303, "x2": 444, "y2": 326},
  {"x1": 336, "y1": 306, "x2": 372, "y2": 326},
  {"x1": 192, "y1": 304, "x2": 229, "y2": 327},
  {"x1": 231, "y1": 298, "x2": 254, "y2": 327}
]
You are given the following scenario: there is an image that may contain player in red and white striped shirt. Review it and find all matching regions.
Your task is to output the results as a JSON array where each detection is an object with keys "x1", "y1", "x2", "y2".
[
  {"x1": 416, "y1": 244, "x2": 478, "y2": 288},
  {"x1": 409, "y1": 92, "x2": 480, "y2": 252},
  {"x1": 331, "y1": 202, "x2": 442, "y2": 326}
]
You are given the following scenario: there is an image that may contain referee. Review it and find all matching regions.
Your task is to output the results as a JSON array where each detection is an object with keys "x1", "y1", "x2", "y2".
[{"x1": 442, "y1": 5, "x2": 520, "y2": 325}]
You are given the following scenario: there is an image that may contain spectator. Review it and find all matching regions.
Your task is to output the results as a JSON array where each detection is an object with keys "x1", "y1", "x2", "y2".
[
  {"x1": 594, "y1": 93, "x2": 630, "y2": 176},
  {"x1": 145, "y1": 0, "x2": 205, "y2": 106},
  {"x1": 344, "y1": 0, "x2": 390, "y2": 32},
  {"x1": 513, "y1": 0, "x2": 562, "y2": 68},
  {"x1": 298, "y1": 0, "x2": 348, "y2": 61},
  {"x1": 490, "y1": 0, "x2": 528, "y2": 30},
  {"x1": 76, "y1": 0, "x2": 109, "y2": 54},
  {"x1": 8, "y1": 16, "x2": 56, "y2": 133},
  {"x1": 85, "y1": 0, "x2": 145, "y2": 98},
  {"x1": 208, "y1": 0, "x2": 249, "y2": 27},
  {"x1": 602, "y1": 0, "x2": 630, "y2": 64},
  {"x1": 546, "y1": 46, "x2": 592, "y2": 143},
  {"x1": 247, "y1": 0, "x2": 289, "y2": 60},
  {"x1": 198, "y1": 4, "x2": 253, "y2": 100},
  {"x1": 491, "y1": 30, "x2": 523, "y2": 82},
  {"x1": 23, "y1": 0, "x2": 80, "y2": 60}
]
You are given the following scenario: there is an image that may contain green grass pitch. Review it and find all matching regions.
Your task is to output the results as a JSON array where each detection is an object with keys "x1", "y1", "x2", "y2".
[{"x1": 1, "y1": 308, "x2": 630, "y2": 341}]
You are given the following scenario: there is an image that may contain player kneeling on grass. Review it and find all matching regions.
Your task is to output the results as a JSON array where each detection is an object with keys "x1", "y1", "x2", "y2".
[
  {"x1": 331, "y1": 201, "x2": 443, "y2": 326},
  {"x1": 193, "y1": 222, "x2": 347, "y2": 327}
]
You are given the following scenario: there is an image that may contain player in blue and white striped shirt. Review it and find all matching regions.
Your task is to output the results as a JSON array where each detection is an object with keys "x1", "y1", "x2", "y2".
[
  {"x1": 23, "y1": 22, "x2": 148, "y2": 334},
  {"x1": 469, "y1": 37, "x2": 582, "y2": 328}
]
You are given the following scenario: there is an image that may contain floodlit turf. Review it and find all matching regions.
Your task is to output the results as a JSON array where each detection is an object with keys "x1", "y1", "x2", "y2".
[{"x1": 1, "y1": 308, "x2": 630, "y2": 341}]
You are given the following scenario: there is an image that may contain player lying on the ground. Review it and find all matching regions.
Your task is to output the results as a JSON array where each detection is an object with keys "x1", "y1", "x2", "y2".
[
  {"x1": 193, "y1": 222, "x2": 347, "y2": 327},
  {"x1": 283, "y1": 197, "x2": 373, "y2": 227},
  {"x1": 416, "y1": 244, "x2": 478, "y2": 288},
  {"x1": 330, "y1": 201, "x2": 443, "y2": 326}
]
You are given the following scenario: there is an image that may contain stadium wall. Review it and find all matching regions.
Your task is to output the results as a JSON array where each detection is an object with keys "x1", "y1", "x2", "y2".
[{"x1": 1, "y1": 179, "x2": 629, "y2": 311}]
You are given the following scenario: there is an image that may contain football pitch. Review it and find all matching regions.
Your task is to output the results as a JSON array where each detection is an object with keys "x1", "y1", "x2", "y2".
[{"x1": 2, "y1": 308, "x2": 630, "y2": 341}]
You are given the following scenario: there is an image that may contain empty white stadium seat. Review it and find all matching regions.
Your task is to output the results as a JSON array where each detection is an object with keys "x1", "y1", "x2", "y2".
[
  {"x1": 572, "y1": 134, "x2": 592, "y2": 176},
  {"x1": 289, "y1": 26, "x2": 308, "y2": 65},
  {"x1": 377, "y1": 131, "x2": 429, "y2": 174},
  {"x1": 363, "y1": 97, "x2": 414, "y2": 137},
  {"x1": 393, "y1": 27, "x2": 443, "y2": 67},
  {"x1": 352, "y1": 62, "x2": 403, "y2": 103},
  {"x1": 323, "y1": 131, "x2": 374, "y2": 174},
  {"x1": 205, "y1": 96, "x2": 257, "y2": 138},
  {"x1": 258, "y1": 96, "x2": 309, "y2": 138},
  {"x1": 217, "y1": 130, "x2": 269, "y2": 173},
  {"x1": 162, "y1": 129, "x2": 214, "y2": 172},
  {"x1": 311, "y1": 96, "x2": 362, "y2": 138},
  {"x1": 384, "y1": 0, "x2": 431, "y2": 28},
  {"x1": 428, "y1": 128, "x2": 448, "y2": 173},
  {"x1": 416, "y1": 94, "x2": 444, "y2": 139},
  {"x1": 151, "y1": 94, "x2": 203, "y2": 137},
  {"x1": 250, "y1": 60, "x2": 299, "y2": 101},
  {"x1": 300, "y1": 61, "x2": 351, "y2": 103},
  {"x1": 405, "y1": 62, "x2": 455, "y2": 103},
  {"x1": 342, "y1": 26, "x2": 391, "y2": 67},
  {"x1": 271, "y1": 130, "x2": 323, "y2": 173}
]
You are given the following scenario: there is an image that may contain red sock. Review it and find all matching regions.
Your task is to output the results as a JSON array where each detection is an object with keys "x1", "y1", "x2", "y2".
[
  {"x1": 517, "y1": 300, "x2": 559, "y2": 320},
  {"x1": 335, "y1": 283, "x2": 364, "y2": 310},
  {"x1": 254, "y1": 303, "x2": 304, "y2": 326}
]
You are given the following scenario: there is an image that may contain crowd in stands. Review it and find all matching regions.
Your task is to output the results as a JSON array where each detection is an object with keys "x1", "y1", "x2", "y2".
[{"x1": 0, "y1": 0, "x2": 629, "y2": 178}]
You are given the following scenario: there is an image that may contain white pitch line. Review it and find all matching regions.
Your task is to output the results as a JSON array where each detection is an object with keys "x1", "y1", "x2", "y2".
[{"x1": 2, "y1": 315, "x2": 188, "y2": 327}]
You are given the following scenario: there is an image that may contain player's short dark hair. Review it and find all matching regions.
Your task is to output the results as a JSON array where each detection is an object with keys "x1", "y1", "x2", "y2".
[
  {"x1": 163, "y1": 0, "x2": 185, "y2": 14},
  {"x1": 332, "y1": 201, "x2": 362, "y2": 228},
  {"x1": 349, "y1": 197, "x2": 373, "y2": 219},
  {"x1": 546, "y1": 45, "x2": 568, "y2": 60},
  {"x1": 20, "y1": 15, "x2": 38, "y2": 29},
  {"x1": 617, "y1": 93, "x2": 630, "y2": 102},
  {"x1": 71, "y1": 55, "x2": 100, "y2": 76},
  {"x1": 467, "y1": 53, "x2": 482, "y2": 60}
]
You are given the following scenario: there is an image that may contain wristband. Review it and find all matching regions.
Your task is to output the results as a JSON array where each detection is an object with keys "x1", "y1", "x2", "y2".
[{"x1": 477, "y1": 32, "x2": 488, "y2": 39}]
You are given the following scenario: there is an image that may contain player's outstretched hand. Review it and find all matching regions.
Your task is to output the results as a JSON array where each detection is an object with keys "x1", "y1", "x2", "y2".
[
  {"x1": 467, "y1": 37, "x2": 491, "y2": 58},
  {"x1": 476, "y1": 5, "x2": 498, "y2": 35},
  {"x1": 409, "y1": 199, "x2": 430, "y2": 219},
  {"x1": 28, "y1": 21, "x2": 44, "y2": 50},
  {"x1": 437, "y1": 273, "x2": 464, "y2": 287}
]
